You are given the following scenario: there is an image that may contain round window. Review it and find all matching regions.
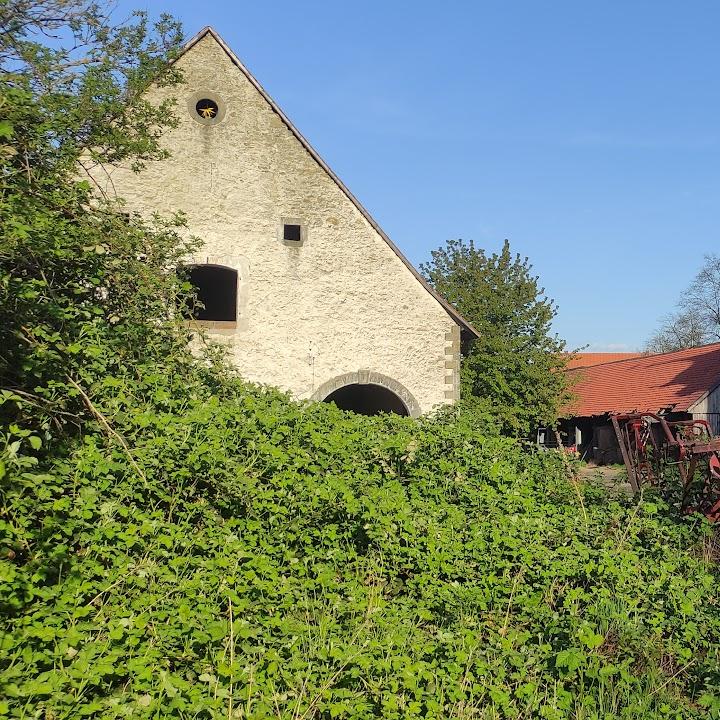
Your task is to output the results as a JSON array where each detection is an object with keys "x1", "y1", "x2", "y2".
[
  {"x1": 188, "y1": 91, "x2": 225, "y2": 125},
  {"x1": 195, "y1": 98, "x2": 219, "y2": 120}
]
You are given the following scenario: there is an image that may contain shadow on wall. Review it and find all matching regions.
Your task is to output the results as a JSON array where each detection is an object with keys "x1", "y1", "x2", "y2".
[{"x1": 323, "y1": 384, "x2": 409, "y2": 416}]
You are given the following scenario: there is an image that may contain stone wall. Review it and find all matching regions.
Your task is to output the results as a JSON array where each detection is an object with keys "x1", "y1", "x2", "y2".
[{"x1": 92, "y1": 31, "x2": 462, "y2": 414}]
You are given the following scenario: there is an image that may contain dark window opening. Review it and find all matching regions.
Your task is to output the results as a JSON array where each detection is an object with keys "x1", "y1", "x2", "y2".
[
  {"x1": 195, "y1": 98, "x2": 219, "y2": 120},
  {"x1": 182, "y1": 265, "x2": 237, "y2": 322},
  {"x1": 323, "y1": 384, "x2": 409, "y2": 416},
  {"x1": 283, "y1": 224, "x2": 302, "y2": 243}
]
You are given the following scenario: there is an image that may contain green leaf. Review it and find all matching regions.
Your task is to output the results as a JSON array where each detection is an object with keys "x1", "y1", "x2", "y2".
[
  {"x1": 579, "y1": 629, "x2": 604, "y2": 650},
  {"x1": 555, "y1": 648, "x2": 586, "y2": 674}
]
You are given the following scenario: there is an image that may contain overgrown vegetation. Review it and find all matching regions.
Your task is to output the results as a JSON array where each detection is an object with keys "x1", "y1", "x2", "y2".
[
  {"x1": 2, "y1": 4, "x2": 720, "y2": 718},
  {"x1": 3, "y1": 383, "x2": 720, "y2": 718}
]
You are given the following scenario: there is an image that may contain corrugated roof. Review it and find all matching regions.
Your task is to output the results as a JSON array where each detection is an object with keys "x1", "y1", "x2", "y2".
[
  {"x1": 175, "y1": 27, "x2": 479, "y2": 338},
  {"x1": 565, "y1": 343, "x2": 720, "y2": 416},
  {"x1": 567, "y1": 352, "x2": 644, "y2": 369}
]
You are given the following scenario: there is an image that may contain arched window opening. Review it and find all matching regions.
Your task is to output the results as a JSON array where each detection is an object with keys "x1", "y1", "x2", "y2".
[
  {"x1": 182, "y1": 265, "x2": 237, "y2": 322},
  {"x1": 323, "y1": 384, "x2": 409, "y2": 416}
]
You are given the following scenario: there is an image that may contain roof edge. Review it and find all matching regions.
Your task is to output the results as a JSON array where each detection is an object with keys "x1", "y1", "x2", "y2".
[
  {"x1": 177, "y1": 27, "x2": 479, "y2": 337},
  {"x1": 566, "y1": 342, "x2": 720, "y2": 375},
  {"x1": 687, "y1": 375, "x2": 720, "y2": 412}
]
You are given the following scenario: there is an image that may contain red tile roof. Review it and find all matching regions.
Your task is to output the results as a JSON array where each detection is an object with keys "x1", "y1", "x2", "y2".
[
  {"x1": 567, "y1": 352, "x2": 644, "y2": 369},
  {"x1": 565, "y1": 343, "x2": 720, "y2": 417}
]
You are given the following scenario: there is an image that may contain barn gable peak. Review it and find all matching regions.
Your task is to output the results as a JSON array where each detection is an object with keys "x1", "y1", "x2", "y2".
[{"x1": 173, "y1": 26, "x2": 478, "y2": 338}]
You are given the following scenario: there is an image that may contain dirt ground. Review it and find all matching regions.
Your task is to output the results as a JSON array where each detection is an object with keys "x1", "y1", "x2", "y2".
[{"x1": 578, "y1": 463, "x2": 633, "y2": 494}]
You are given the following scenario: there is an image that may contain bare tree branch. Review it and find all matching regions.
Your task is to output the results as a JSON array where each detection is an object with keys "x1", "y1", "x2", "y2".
[{"x1": 645, "y1": 256, "x2": 720, "y2": 352}]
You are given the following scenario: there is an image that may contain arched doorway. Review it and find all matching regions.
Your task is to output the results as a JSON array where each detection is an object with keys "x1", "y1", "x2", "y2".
[
  {"x1": 323, "y1": 383, "x2": 409, "y2": 416},
  {"x1": 312, "y1": 371, "x2": 421, "y2": 417}
]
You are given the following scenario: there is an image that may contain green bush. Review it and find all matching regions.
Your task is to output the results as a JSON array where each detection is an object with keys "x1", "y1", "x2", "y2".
[{"x1": 1, "y1": 377, "x2": 719, "y2": 718}]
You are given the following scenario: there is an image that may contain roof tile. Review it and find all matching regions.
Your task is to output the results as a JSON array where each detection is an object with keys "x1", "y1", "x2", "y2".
[
  {"x1": 565, "y1": 343, "x2": 720, "y2": 416},
  {"x1": 567, "y1": 352, "x2": 643, "y2": 369}
]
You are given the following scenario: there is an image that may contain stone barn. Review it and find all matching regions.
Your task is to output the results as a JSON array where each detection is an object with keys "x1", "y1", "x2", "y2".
[{"x1": 93, "y1": 27, "x2": 477, "y2": 416}]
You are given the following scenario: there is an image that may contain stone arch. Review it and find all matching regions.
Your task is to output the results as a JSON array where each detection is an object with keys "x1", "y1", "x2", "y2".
[{"x1": 312, "y1": 370, "x2": 421, "y2": 418}]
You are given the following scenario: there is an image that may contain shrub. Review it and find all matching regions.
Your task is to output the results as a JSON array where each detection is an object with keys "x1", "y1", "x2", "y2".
[{"x1": 1, "y1": 379, "x2": 719, "y2": 718}]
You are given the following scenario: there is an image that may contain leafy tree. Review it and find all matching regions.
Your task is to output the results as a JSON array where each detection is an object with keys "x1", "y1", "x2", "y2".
[
  {"x1": 646, "y1": 254, "x2": 720, "y2": 352},
  {"x1": 0, "y1": 2, "x2": 190, "y2": 435},
  {"x1": 421, "y1": 238, "x2": 569, "y2": 435}
]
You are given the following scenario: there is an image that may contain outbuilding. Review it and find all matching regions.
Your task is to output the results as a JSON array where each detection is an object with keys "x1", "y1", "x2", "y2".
[{"x1": 560, "y1": 343, "x2": 720, "y2": 462}]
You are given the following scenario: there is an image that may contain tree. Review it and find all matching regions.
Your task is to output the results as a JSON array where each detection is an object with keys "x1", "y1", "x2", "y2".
[
  {"x1": 645, "y1": 254, "x2": 720, "y2": 352},
  {"x1": 421, "y1": 239, "x2": 569, "y2": 436},
  {"x1": 0, "y1": 2, "x2": 191, "y2": 435},
  {"x1": 645, "y1": 309, "x2": 707, "y2": 354}
]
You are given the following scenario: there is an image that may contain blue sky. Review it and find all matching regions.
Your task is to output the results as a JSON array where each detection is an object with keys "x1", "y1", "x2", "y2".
[{"x1": 117, "y1": 1, "x2": 720, "y2": 350}]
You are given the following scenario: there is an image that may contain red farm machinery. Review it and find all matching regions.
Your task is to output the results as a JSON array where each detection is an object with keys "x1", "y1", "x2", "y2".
[{"x1": 611, "y1": 413, "x2": 720, "y2": 521}]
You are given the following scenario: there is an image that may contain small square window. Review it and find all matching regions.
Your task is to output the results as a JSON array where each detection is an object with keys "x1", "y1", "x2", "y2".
[
  {"x1": 283, "y1": 224, "x2": 302, "y2": 243},
  {"x1": 279, "y1": 218, "x2": 306, "y2": 246}
]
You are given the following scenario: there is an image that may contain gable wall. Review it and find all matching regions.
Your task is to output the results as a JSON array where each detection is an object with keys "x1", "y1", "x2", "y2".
[
  {"x1": 95, "y1": 34, "x2": 460, "y2": 413},
  {"x1": 691, "y1": 386, "x2": 720, "y2": 435}
]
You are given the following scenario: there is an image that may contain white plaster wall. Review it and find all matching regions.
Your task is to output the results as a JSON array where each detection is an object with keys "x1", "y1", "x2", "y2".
[{"x1": 94, "y1": 33, "x2": 459, "y2": 414}]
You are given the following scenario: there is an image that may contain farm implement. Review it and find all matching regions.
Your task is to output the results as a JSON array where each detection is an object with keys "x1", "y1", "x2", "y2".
[{"x1": 611, "y1": 412, "x2": 720, "y2": 521}]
